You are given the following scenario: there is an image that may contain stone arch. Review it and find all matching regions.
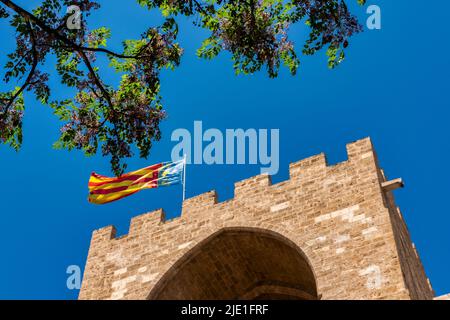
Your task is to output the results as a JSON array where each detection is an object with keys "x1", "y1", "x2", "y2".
[{"x1": 148, "y1": 227, "x2": 318, "y2": 300}]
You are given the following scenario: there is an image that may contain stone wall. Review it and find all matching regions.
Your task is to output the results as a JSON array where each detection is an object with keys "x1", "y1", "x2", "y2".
[{"x1": 79, "y1": 137, "x2": 435, "y2": 300}]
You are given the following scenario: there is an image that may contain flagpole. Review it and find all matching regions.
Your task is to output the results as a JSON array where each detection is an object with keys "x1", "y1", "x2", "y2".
[{"x1": 182, "y1": 154, "x2": 187, "y2": 202}]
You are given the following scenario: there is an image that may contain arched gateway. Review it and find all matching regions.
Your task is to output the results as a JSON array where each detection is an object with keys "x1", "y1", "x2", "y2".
[
  {"x1": 148, "y1": 228, "x2": 317, "y2": 300},
  {"x1": 79, "y1": 138, "x2": 435, "y2": 300}
]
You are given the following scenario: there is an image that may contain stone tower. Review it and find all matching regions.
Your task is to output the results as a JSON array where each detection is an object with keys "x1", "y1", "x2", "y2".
[{"x1": 79, "y1": 137, "x2": 437, "y2": 300}]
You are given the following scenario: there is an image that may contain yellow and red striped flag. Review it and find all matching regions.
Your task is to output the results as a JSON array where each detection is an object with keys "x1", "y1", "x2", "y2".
[{"x1": 88, "y1": 159, "x2": 185, "y2": 204}]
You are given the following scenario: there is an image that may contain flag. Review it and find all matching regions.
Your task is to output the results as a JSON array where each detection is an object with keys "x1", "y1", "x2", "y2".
[{"x1": 88, "y1": 159, "x2": 185, "y2": 204}]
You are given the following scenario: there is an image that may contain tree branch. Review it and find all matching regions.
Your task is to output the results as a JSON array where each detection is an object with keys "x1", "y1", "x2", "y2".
[
  {"x1": 1, "y1": 19, "x2": 38, "y2": 118},
  {"x1": 1, "y1": 0, "x2": 154, "y2": 59},
  {"x1": 0, "y1": 0, "x2": 114, "y2": 108},
  {"x1": 49, "y1": 43, "x2": 151, "y2": 60}
]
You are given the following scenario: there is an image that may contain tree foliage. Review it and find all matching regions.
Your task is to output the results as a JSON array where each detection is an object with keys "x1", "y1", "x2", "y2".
[{"x1": 0, "y1": 0, "x2": 365, "y2": 175}]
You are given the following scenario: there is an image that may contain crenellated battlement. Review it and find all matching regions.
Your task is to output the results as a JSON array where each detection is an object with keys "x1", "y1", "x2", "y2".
[
  {"x1": 90, "y1": 137, "x2": 380, "y2": 244},
  {"x1": 80, "y1": 137, "x2": 435, "y2": 300}
]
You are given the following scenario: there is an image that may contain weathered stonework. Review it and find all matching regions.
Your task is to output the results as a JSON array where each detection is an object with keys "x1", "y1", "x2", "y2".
[{"x1": 79, "y1": 137, "x2": 439, "y2": 300}]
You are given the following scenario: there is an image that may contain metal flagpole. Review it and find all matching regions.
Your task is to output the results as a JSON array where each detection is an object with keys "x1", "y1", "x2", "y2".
[{"x1": 182, "y1": 154, "x2": 187, "y2": 202}]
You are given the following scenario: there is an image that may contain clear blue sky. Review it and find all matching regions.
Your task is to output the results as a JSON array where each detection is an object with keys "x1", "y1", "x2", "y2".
[{"x1": 0, "y1": 0, "x2": 449, "y2": 299}]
